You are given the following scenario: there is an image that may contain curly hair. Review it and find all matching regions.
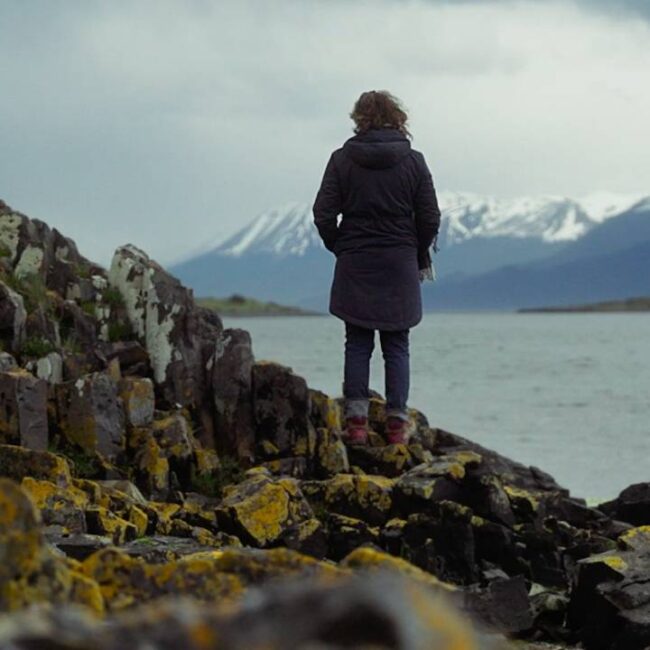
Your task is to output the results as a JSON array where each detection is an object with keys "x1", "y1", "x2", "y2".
[{"x1": 350, "y1": 90, "x2": 411, "y2": 139}]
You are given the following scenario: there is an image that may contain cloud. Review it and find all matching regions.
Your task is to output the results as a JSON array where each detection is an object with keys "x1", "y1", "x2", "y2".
[{"x1": 1, "y1": 0, "x2": 649, "y2": 266}]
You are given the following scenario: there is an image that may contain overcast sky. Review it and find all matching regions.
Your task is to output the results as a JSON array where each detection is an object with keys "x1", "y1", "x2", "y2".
[{"x1": 1, "y1": 0, "x2": 649, "y2": 266}]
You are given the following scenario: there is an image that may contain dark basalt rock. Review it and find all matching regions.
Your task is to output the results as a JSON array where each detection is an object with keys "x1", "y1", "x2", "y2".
[
  {"x1": 0, "y1": 368, "x2": 48, "y2": 450},
  {"x1": 252, "y1": 360, "x2": 311, "y2": 457},
  {"x1": 209, "y1": 327, "x2": 255, "y2": 461},
  {"x1": 599, "y1": 482, "x2": 650, "y2": 527}
]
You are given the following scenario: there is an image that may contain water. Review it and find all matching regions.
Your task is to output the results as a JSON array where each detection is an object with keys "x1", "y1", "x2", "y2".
[{"x1": 222, "y1": 313, "x2": 650, "y2": 502}]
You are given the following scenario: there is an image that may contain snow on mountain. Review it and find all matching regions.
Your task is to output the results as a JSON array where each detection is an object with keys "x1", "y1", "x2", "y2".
[{"x1": 207, "y1": 192, "x2": 647, "y2": 259}]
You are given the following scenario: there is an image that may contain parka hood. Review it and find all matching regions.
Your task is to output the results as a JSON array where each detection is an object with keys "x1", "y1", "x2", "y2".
[{"x1": 342, "y1": 128, "x2": 411, "y2": 170}]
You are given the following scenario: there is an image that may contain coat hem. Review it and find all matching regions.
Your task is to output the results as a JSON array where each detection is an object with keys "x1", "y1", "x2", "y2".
[{"x1": 329, "y1": 305, "x2": 421, "y2": 331}]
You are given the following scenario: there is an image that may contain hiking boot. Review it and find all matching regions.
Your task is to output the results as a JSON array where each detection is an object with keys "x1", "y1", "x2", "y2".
[
  {"x1": 343, "y1": 415, "x2": 369, "y2": 446},
  {"x1": 384, "y1": 416, "x2": 410, "y2": 445}
]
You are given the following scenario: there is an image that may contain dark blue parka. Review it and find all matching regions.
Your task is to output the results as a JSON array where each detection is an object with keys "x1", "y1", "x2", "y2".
[{"x1": 312, "y1": 127, "x2": 441, "y2": 331}]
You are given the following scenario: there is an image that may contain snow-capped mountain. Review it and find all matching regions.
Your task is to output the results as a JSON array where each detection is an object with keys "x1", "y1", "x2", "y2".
[
  {"x1": 206, "y1": 192, "x2": 644, "y2": 259},
  {"x1": 169, "y1": 191, "x2": 649, "y2": 310}
]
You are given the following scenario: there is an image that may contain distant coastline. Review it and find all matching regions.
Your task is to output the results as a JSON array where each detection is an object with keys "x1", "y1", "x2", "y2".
[
  {"x1": 197, "y1": 294, "x2": 321, "y2": 317},
  {"x1": 519, "y1": 296, "x2": 650, "y2": 313}
]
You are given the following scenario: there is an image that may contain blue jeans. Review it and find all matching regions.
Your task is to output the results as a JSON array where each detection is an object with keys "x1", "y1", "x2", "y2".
[{"x1": 343, "y1": 321, "x2": 410, "y2": 422}]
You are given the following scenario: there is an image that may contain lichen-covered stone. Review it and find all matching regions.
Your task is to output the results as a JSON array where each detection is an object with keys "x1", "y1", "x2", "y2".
[
  {"x1": 313, "y1": 426, "x2": 348, "y2": 477},
  {"x1": 118, "y1": 377, "x2": 154, "y2": 428},
  {"x1": 0, "y1": 444, "x2": 71, "y2": 486},
  {"x1": 108, "y1": 244, "x2": 221, "y2": 412},
  {"x1": 325, "y1": 513, "x2": 380, "y2": 561},
  {"x1": 21, "y1": 476, "x2": 88, "y2": 533},
  {"x1": 85, "y1": 507, "x2": 138, "y2": 545},
  {"x1": 216, "y1": 470, "x2": 314, "y2": 547},
  {"x1": 0, "y1": 368, "x2": 48, "y2": 450},
  {"x1": 0, "y1": 478, "x2": 103, "y2": 613},
  {"x1": 303, "y1": 473, "x2": 394, "y2": 527},
  {"x1": 55, "y1": 371, "x2": 126, "y2": 460},
  {"x1": 342, "y1": 546, "x2": 457, "y2": 592}
]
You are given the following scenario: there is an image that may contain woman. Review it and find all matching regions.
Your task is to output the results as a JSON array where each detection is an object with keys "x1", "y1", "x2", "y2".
[{"x1": 312, "y1": 90, "x2": 441, "y2": 446}]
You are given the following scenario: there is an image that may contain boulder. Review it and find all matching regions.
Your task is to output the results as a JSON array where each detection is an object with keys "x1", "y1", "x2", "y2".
[
  {"x1": 252, "y1": 361, "x2": 311, "y2": 457},
  {"x1": 568, "y1": 526, "x2": 650, "y2": 649},
  {"x1": 0, "y1": 444, "x2": 72, "y2": 486},
  {"x1": 118, "y1": 377, "x2": 155, "y2": 428},
  {"x1": 55, "y1": 371, "x2": 126, "y2": 460},
  {"x1": 216, "y1": 468, "x2": 315, "y2": 547},
  {"x1": 0, "y1": 478, "x2": 103, "y2": 613},
  {"x1": 0, "y1": 208, "x2": 102, "y2": 299},
  {"x1": 302, "y1": 473, "x2": 395, "y2": 527},
  {"x1": 0, "y1": 280, "x2": 26, "y2": 352},
  {"x1": 107, "y1": 244, "x2": 221, "y2": 412},
  {"x1": 208, "y1": 327, "x2": 255, "y2": 461},
  {"x1": 599, "y1": 482, "x2": 650, "y2": 527},
  {"x1": 0, "y1": 367, "x2": 48, "y2": 450}
]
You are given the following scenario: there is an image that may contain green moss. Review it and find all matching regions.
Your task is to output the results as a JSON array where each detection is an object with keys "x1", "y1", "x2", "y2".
[
  {"x1": 103, "y1": 286, "x2": 125, "y2": 310},
  {"x1": 48, "y1": 438, "x2": 103, "y2": 479},
  {"x1": 0, "y1": 243, "x2": 11, "y2": 258},
  {"x1": 80, "y1": 300, "x2": 96, "y2": 317},
  {"x1": 108, "y1": 320, "x2": 136, "y2": 343},
  {"x1": 72, "y1": 263, "x2": 91, "y2": 280},
  {"x1": 5, "y1": 272, "x2": 51, "y2": 313},
  {"x1": 60, "y1": 335, "x2": 82, "y2": 354},
  {"x1": 20, "y1": 336, "x2": 57, "y2": 359},
  {"x1": 190, "y1": 455, "x2": 245, "y2": 499}
]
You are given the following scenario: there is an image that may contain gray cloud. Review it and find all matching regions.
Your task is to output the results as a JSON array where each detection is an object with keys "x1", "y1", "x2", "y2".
[{"x1": 1, "y1": 0, "x2": 649, "y2": 266}]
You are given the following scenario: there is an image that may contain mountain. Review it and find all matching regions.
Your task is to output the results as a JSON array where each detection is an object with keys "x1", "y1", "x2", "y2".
[
  {"x1": 170, "y1": 192, "x2": 648, "y2": 311},
  {"x1": 423, "y1": 199, "x2": 650, "y2": 310}
]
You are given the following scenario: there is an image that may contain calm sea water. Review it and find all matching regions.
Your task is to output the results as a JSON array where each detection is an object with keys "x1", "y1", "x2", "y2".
[{"x1": 223, "y1": 313, "x2": 649, "y2": 502}]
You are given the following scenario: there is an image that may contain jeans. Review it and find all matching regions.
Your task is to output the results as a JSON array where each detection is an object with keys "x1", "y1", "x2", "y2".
[{"x1": 343, "y1": 321, "x2": 410, "y2": 422}]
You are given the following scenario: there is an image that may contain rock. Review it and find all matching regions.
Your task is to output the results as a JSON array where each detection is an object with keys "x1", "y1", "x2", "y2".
[
  {"x1": 0, "y1": 368, "x2": 48, "y2": 450},
  {"x1": 0, "y1": 351, "x2": 17, "y2": 372},
  {"x1": 312, "y1": 426, "x2": 349, "y2": 477},
  {"x1": 0, "y1": 478, "x2": 103, "y2": 613},
  {"x1": 599, "y1": 482, "x2": 650, "y2": 527},
  {"x1": 202, "y1": 572, "x2": 479, "y2": 650},
  {"x1": 568, "y1": 527, "x2": 650, "y2": 649},
  {"x1": 96, "y1": 340, "x2": 150, "y2": 376},
  {"x1": 34, "y1": 351, "x2": 63, "y2": 384},
  {"x1": 208, "y1": 327, "x2": 255, "y2": 461},
  {"x1": 0, "y1": 208, "x2": 102, "y2": 299},
  {"x1": 47, "y1": 532, "x2": 113, "y2": 561},
  {"x1": 55, "y1": 371, "x2": 126, "y2": 460},
  {"x1": 0, "y1": 444, "x2": 72, "y2": 486},
  {"x1": 118, "y1": 377, "x2": 154, "y2": 428},
  {"x1": 325, "y1": 513, "x2": 380, "y2": 560},
  {"x1": 302, "y1": 473, "x2": 394, "y2": 527},
  {"x1": 21, "y1": 476, "x2": 88, "y2": 534},
  {"x1": 108, "y1": 244, "x2": 221, "y2": 412},
  {"x1": 342, "y1": 545, "x2": 457, "y2": 592},
  {"x1": 402, "y1": 501, "x2": 480, "y2": 585},
  {"x1": 0, "y1": 280, "x2": 26, "y2": 352},
  {"x1": 393, "y1": 453, "x2": 478, "y2": 514},
  {"x1": 347, "y1": 442, "x2": 415, "y2": 478},
  {"x1": 465, "y1": 574, "x2": 535, "y2": 636},
  {"x1": 252, "y1": 361, "x2": 311, "y2": 457},
  {"x1": 85, "y1": 507, "x2": 139, "y2": 544},
  {"x1": 216, "y1": 469, "x2": 315, "y2": 547}
]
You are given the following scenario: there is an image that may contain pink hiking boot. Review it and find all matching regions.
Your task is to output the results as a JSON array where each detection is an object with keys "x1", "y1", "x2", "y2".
[
  {"x1": 343, "y1": 415, "x2": 369, "y2": 446},
  {"x1": 384, "y1": 416, "x2": 410, "y2": 445}
]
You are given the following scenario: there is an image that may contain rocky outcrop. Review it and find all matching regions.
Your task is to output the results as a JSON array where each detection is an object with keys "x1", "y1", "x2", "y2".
[{"x1": 0, "y1": 201, "x2": 646, "y2": 649}]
